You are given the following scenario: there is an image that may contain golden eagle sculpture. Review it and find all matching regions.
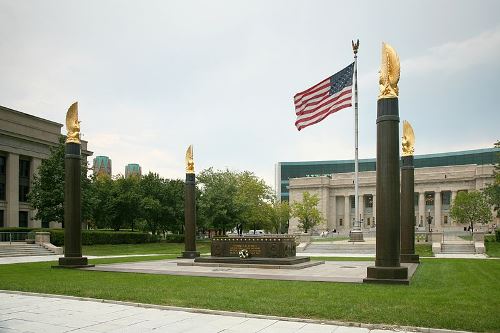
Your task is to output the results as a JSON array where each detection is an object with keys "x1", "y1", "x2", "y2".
[
  {"x1": 402, "y1": 120, "x2": 415, "y2": 156},
  {"x1": 185, "y1": 145, "x2": 194, "y2": 174},
  {"x1": 378, "y1": 42, "x2": 400, "y2": 99},
  {"x1": 65, "y1": 102, "x2": 80, "y2": 144}
]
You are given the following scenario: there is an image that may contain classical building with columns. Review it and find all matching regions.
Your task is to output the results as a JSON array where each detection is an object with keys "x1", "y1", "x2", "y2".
[
  {"x1": 276, "y1": 148, "x2": 498, "y2": 234},
  {"x1": 0, "y1": 105, "x2": 92, "y2": 228}
]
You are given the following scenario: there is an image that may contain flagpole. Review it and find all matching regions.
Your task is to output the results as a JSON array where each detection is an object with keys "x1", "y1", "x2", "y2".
[{"x1": 350, "y1": 39, "x2": 364, "y2": 242}]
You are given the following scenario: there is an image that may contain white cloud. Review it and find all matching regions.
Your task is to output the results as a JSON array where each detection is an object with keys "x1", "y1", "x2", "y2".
[{"x1": 403, "y1": 26, "x2": 500, "y2": 75}]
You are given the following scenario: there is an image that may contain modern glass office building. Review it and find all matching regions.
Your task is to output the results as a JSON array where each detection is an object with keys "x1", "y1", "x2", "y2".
[
  {"x1": 93, "y1": 156, "x2": 112, "y2": 177},
  {"x1": 125, "y1": 163, "x2": 142, "y2": 178}
]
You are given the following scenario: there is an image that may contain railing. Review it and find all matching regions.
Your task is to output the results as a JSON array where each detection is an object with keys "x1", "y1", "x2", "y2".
[{"x1": 0, "y1": 232, "x2": 30, "y2": 244}]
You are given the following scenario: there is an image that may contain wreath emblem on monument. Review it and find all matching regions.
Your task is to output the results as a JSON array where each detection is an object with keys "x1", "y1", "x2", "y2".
[{"x1": 239, "y1": 249, "x2": 250, "y2": 259}]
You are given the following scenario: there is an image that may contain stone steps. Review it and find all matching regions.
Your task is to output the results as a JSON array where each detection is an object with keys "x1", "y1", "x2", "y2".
[
  {"x1": 441, "y1": 243, "x2": 476, "y2": 254},
  {"x1": 306, "y1": 243, "x2": 375, "y2": 254},
  {"x1": 0, "y1": 244, "x2": 55, "y2": 257}
]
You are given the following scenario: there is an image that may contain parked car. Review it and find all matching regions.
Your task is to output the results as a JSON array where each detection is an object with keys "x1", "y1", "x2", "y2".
[{"x1": 247, "y1": 230, "x2": 265, "y2": 235}]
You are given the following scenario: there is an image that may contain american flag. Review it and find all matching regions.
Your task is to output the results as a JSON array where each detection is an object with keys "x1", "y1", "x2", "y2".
[{"x1": 294, "y1": 62, "x2": 354, "y2": 131}]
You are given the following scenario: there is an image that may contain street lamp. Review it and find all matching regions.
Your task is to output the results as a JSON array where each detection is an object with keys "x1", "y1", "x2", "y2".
[{"x1": 426, "y1": 209, "x2": 433, "y2": 233}]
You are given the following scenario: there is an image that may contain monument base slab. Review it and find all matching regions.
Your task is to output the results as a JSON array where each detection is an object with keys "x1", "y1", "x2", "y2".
[
  {"x1": 400, "y1": 254, "x2": 420, "y2": 263},
  {"x1": 178, "y1": 251, "x2": 200, "y2": 259},
  {"x1": 349, "y1": 230, "x2": 365, "y2": 242},
  {"x1": 364, "y1": 265, "x2": 409, "y2": 285},
  {"x1": 53, "y1": 257, "x2": 94, "y2": 269}
]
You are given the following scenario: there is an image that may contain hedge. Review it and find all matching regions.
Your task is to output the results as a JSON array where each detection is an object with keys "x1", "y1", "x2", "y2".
[
  {"x1": 48, "y1": 230, "x2": 160, "y2": 246},
  {"x1": 165, "y1": 234, "x2": 184, "y2": 243},
  {"x1": 0, "y1": 227, "x2": 36, "y2": 233}
]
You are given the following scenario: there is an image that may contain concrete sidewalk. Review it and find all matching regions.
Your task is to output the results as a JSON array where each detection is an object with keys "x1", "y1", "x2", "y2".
[{"x1": 0, "y1": 291, "x2": 456, "y2": 333}]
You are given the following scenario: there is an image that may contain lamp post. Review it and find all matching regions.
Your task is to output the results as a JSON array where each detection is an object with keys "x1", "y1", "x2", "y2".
[{"x1": 427, "y1": 209, "x2": 433, "y2": 233}]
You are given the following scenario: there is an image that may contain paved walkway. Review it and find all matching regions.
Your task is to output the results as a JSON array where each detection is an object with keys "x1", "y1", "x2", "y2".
[
  {"x1": 0, "y1": 254, "x2": 166, "y2": 265},
  {"x1": 0, "y1": 291, "x2": 427, "y2": 333}
]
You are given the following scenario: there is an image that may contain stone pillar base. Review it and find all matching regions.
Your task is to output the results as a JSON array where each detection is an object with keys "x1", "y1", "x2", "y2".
[
  {"x1": 179, "y1": 251, "x2": 200, "y2": 259},
  {"x1": 400, "y1": 254, "x2": 420, "y2": 263},
  {"x1": 53, "y1": 257, "x2": 94, "y2": 268},
  {"x1": 349, "y1": 230, "x2": 365, "y2": 242},
  {"x1": 364, "y1": 266, "x2": 409, "y2": 285}
]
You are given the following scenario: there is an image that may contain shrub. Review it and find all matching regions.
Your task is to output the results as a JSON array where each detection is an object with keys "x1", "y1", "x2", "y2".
[
  {"x1": 0, "y1": 227, "x2": 35, "y2": 233},
  {"x1": 485, "y1": 235, "x2": 496, "y2": 243},
  {"x1": 496, "y1": 229, "x2": 500, "y2": 242},
  {"x1": 48, "y1": 230, "x2": 159, "y2": 246},
  {"x1": 165, "y1": 234, "x2": 184, "y2": 243},
  {"x1": 49, "y1": 230, "x2": 65, "y2": 246}
]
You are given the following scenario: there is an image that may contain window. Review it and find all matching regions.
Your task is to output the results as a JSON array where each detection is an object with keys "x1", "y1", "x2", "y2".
[
  {"x1": 19, "y1": 159, "x2": 30, "y2": 202},
  {"x1": 339, "y1": 218, "x2": 343, "y2": 226},
  {"x1": 0, "y1": 210, "x2": 4, "y2": 227},
  {"x1": 425, "y1": 192, "x2": 435, "y2": 206},
  {"x1": 19, "y1": 211, "x2": 28, "y2": 228},
  {"x1": 350, "y1": 195, "x2": 355, "y2": 209},
  {"x1": 367, "y1": 217, "x2": 370, "y2": 226},
  {"x1": 442, "y1": 191, "x2": 451, "y2": 205},
  {"x1": 414, "y1": 193, "x2": 419, "y2": 207},
  {"x1": 444, "y1": 215, "x2": 448, "y2": 224},
  {"x1": 365, "y1": 195, "x2": 373, "y2": 208},
  {"x1": 0, "y1": 156, "x2": 5, "y2": 201}
]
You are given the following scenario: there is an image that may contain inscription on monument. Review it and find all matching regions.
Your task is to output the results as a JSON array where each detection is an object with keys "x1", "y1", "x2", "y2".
[
  {"x1": 210, "y1": 235, "x2": 296, "y2": 258},
  {"x1": 229, "y1": 244, "x2": 262, "y2": 255}
]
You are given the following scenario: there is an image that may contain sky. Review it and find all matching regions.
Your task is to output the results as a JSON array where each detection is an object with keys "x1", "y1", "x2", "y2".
[{"x1": 1, "y1": 0, "x2": 499, "y2": 187}]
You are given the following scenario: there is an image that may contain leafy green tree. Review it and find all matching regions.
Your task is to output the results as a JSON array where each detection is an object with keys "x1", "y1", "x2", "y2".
[
  {"x1": 28, "y1": 136, "x2": 93, "y2": 227},
  {"x1": 107, "y1": 175, "x2": 141, "y2": 231},
  {"x1": 197, "y1": 168, "x2": 242, "y2": 234},
  {"x1": 89, "y1": 174, "x2": 115, "y2": 229},
  {"x1": 484, "y1": 141, "x2": 500, "y2": 218},
  {"x1": 291, "y1": 191, "x2": 324, "y2": 233},
  {"x1": 137, "y1": 173, "x2": 184, "y2": 235},
  {"x1": 235, "y1": 171, "x2": 273, "y2": 233},
  {"x1": 197, "y1": 168, "x2": 272, "y2": 234},
  {"x1": 450, "y1": 191, "x2": 492, "y2": 232},
  {"x1": 268, "y1": 196, "x2": 291, "y2": 234}
]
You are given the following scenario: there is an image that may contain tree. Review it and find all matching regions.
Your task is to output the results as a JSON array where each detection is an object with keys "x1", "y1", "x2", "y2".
[
  {"x1": 291, "y1": 191, "x2": 324, "y2": 233},
  {"x1": 89, "y1": 174, "x2": 114, "y2": 229},
  {"x1": 28, "y1": 136, "x2": 93, "y2": 227},
  {"x1": 136, "y1": 173, "x2": 184, "y2": 235},
  {"x1": 268, "y1": 196, "x2": 291, "y2": 234},
  {"x1": 197, "y1": 168, "x2": 242, "y2": 234},
  {"x1": 450, "y1": 191, "x2": 492, "y2": 232},
  {"x1": 197, "y1": 168, "x2": 272, "y2": 234},
  {"x1": 484, "y1": 141, "x2": 500, "y2": 218},
  {"x1": 235, "y1": 171, "x2": 273, "y2": 233}
]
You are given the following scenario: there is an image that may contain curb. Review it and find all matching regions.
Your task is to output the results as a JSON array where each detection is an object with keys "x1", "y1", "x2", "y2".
[{"x1": 0, "y1": 289, "x2": 472, "y2": 333}]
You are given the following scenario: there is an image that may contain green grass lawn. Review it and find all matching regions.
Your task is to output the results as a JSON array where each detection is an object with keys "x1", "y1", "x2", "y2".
[
  {"x1": 415, "y1": 244, "x2": 433, "y2": 257},
  {"x1": 0, "y1": 258, "x2": 499, "y2": 332},
  {"x1": 485, "y1": 241, "x2": 500, "y2": 257},
  {"x1": 82, "y1": 241, "x2": 211, "y2": 256}
]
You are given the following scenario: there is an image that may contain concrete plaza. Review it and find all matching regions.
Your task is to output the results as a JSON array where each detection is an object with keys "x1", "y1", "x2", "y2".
[{"x1": 83, "y1": 259, "x2": 419, "y2": 283}]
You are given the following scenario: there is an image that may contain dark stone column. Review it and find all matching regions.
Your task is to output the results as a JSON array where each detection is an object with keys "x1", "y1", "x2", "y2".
[
  {"x1": 180, "y1": 173, "x2": 200, "y2": 258},
  {"x1": 56, "y1": 143, "x2": 92, "y2": 268},
  {"x1": 364, "y1": 98, "x2": 408, "y2": 284},
  {"x1": 401, "y1": 155, "x2": 420, "y2": 263}
]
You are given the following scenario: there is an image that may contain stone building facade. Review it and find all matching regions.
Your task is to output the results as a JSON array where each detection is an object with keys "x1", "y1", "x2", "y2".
[
  {"x1": 0, "y1": 105, "x2": 92, "y2": 228},
  {"x1": 277, "y1": 148, "x2": 499, "y2": 234}
]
